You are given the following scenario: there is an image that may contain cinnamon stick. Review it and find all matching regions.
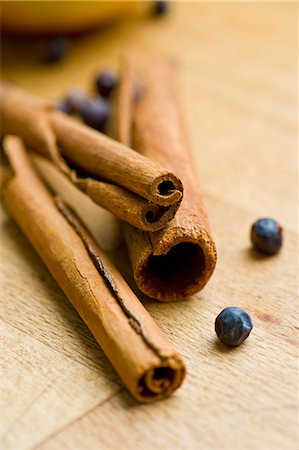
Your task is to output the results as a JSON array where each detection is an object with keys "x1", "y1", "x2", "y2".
[
  {"x1": 0, "y1": 82, "x2": 183, "y2": 231},
  {"x1": 116, "y1": 52, "x2": 217, "y2": 301},
  {"x1": 1, "y1": 135, "x2": 185, "y2": 402}
]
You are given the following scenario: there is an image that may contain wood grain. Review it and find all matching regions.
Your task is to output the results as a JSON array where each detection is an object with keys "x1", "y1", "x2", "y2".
[{"x1": 1, "y1": 2, "x2": 298, "y2": 449}]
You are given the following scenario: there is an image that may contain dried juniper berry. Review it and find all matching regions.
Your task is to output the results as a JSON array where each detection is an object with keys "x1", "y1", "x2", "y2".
[
  {"x1": 41, "y1": 37, "x2": 70, "y2": 64},
  {"x1": 79, "y1": 98, "x2": 111, "y2": 132},
  {"x1": 57, "y1": 90, "x2": 86, "y2": 115},
  {"x1": 95, "y1": 71, "x2": 118, "y2": 98},
  {"x1": 153, "y1": 1, "x2": 169, "y2": 16},
  {"x1": 251, "y1": 218, "x2": 283, "y2": 255},
  {"x1": 56, "y1": 100, "x2": 73, "y2": 114},
  {"x1": 215, "y1": 307, "x2": 253, "y2": 347}
]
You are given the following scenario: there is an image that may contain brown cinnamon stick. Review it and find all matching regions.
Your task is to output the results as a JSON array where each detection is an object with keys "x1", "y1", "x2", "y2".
[
  {"x1": 1, "y1": 135, "x2": 185, "y2": 402},
  {"x1": 116, "y1": 52, "x2": 217, "y2": 301},
  {"x1": 0, "y1": 82, "x2": 182, "y2": 231}
]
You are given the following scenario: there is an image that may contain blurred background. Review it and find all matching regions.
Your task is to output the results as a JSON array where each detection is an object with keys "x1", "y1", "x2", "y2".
[{"x1": 1, "y1": 1, "x2": 296, "y2": 229}]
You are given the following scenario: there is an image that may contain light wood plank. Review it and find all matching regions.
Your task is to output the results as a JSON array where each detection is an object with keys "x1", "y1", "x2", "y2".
[{"x1": 0, "y1": 321, "x2": 121, "y2": 450}]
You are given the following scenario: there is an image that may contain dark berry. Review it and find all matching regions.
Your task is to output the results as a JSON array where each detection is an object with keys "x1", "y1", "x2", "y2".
[
  {"x1": 95, "y1": 71, "x2": 118, "y2": 98},
  {"x1": 215, "y1": 307, "x2": 253, "y2": 347},
  {"x1": 56, "y1": 90, "x2": 85, "y2": 115},
  {"x1": 56, "y1": 100, "x2": 73, "y2": 114},
  {"x1": 251, "y1": 218, "x2": 283, "y2": 255},
  {"x1": 58, "y1": 90, "x2": 86, "y2": 115},
  {"x1": 41, "y1": 37, "x2": 70, "y2": 64},
  {"x1": 80, "y1": 98, "x2": 111, "y2": 132},
  {"x1": 153, "y1": 1, "x2": 169, "y2": 16}
]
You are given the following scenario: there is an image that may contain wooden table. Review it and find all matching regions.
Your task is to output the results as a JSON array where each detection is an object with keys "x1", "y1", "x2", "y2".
[{"x1": 1, "y1": 3, "x2": 298, "y2": 449}]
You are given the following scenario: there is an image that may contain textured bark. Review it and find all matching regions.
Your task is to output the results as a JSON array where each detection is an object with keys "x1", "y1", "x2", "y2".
[
  {"x1": 2, "y1": 136, "x2": 186, "y2": 402},
  {"x1": 0, "y1": 82, "x2": 183, "y2": 231},
  {"x1": 116, "y1": 52, "x2": 217, "y2": 301}
]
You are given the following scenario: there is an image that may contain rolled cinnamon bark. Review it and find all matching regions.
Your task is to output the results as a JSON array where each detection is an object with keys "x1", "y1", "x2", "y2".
[
  {"x1": 116, "y1": 52, "x2": 217, "y2": 301},
  {"x1": 0, "y1": 82, "x2": 182, "y2": 231},
  {"x1": 1, "y1": 136, "x2": 185, "y2": 402}
]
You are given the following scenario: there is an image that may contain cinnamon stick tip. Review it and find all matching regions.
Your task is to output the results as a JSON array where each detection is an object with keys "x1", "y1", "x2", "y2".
[
  {"x1": 150, "y1": 173, "x2": 183, "y2": 207},
  {"x1": 135, "y1": 233, "x2": 217, "y2": 302},
  {"x1": 134, "y1": 356, "x2": 186, "y2": 403},
  {"x1": 140, "y1": 202, "x2": 180, "y2": 232}
]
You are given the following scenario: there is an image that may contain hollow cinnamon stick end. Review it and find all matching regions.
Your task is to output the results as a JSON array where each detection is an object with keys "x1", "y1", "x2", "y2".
[
  {"x1": 150, "y1": 172, "x2": 183, "y2": 207},
  {"x1": 132, "y1": 231, "x2": 217, "y2": 302},
  {"x1": 132, "y1": 355, "x2": 186, "y2": 403}
]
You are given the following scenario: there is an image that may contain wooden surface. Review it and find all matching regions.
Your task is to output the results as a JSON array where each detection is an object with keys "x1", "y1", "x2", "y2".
[{"x1": 1, "y1": 3, "x2": 298, "y2": 449}]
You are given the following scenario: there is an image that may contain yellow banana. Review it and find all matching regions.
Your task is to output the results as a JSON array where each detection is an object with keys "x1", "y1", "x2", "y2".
[{"x1": 0, "y1": 1, "x2": 143, "y2": 35}]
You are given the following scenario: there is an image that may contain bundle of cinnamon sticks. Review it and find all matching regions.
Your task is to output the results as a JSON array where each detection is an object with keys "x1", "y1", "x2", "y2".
[
  {"x1": 0, "y1": 51, "x2": 217, "y2": 402},
  {"x1": 0, "y1": 82, "x2": 182, "y2": 232}
]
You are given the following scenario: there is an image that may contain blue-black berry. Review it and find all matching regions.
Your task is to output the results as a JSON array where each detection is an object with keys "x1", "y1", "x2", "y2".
[
  {"x1": 215, "y1": 307, "x2": 253, "y2": 347},
  {"x1": 42, "y1": 37, "x2": 70, "y2": 64},
  {"x1": 153, "y1": 1, "x2": 169, "y2": 16},
  {"x1": 57, "y1": 90, "x2": 86, "y2": 115},
  {"x1": 56, "y1": 100, "x2": 73, "y2": 115},
  {"x1": 95, "y1": 71, "x2": 118, "y2": 98},
  {"x1": 79, "y1": 98, "x2": 111, "y2": 132},
  {"x1": 251, "y1": 218, "x2": 283, "y2": 255}
]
